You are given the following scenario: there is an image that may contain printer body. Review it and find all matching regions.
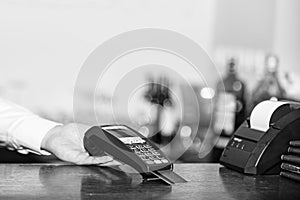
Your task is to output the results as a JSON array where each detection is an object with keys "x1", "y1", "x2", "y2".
[{"x1": 220, "y1": 101, "x2": 300, "y2": 175}]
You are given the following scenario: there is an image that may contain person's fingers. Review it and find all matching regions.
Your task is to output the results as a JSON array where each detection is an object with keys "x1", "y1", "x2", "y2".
[
  {"x1": 98, "y1": 160, "x2": 123, "y2": 166},
  {"x1": 89, "y1": 156, "x2": 115, "y2": 164},
  {"x1": 75, "y1": 154, "x2": 113, "y2": 165}
]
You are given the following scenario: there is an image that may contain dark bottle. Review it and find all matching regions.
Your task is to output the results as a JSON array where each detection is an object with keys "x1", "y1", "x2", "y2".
[
  {"x1": 212, "y1": 58, "x2": 247, "y2": 160},
  {"x1": 251, "y1": 54, "x2": 286, "y2": 109},
  {"x1": 144, "y1": 76, "x2": 173, "y2": 145}
]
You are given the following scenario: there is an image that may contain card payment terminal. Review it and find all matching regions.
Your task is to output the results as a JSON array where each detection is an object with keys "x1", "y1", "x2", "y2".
[{"x1": 84, "y1": 125, "x2": 186, "y2": 184}]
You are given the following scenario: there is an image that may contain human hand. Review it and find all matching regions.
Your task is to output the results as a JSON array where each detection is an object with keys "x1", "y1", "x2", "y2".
[{"x1": 41, "y1": 123, "x2": 119, "y2": 165}]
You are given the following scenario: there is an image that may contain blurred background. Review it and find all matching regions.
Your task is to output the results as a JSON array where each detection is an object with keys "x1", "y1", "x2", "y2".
[{"x1": 0, "y1": 0, "x2": 300, "y2": 163}]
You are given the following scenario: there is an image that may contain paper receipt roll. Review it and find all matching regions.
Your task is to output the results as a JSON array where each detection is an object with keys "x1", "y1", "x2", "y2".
[{"x1": 250, "y1": 100, "x2": 289, "y2": 132}]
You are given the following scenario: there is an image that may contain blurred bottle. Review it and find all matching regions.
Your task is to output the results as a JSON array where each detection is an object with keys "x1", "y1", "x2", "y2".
[
  {"x1": 212, "y1": 58, "x2": 247, "y2": 161},
  {"x1": 251, "y1": 54, "x2": 286, "y2": 109},
  {"x1": 144, "y1": 75, "x2": 174, "y2": 145}
]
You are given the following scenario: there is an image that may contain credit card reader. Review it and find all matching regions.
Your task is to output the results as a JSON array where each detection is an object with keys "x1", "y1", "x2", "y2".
[{"x1": 84, "y1": 125, "x2": 186, "y2": 184}]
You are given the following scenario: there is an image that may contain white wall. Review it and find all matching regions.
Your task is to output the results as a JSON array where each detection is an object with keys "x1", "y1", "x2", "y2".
[
  {"x1": 272, "y1": 0, "x2": 300, "y2": 98},
  {"x1": 0, "y1": 0, "x2": 216, "y2": 118},
  {"x1": 274, "y1": 0, "x2": 300, "y2": 73},
  {"x1": 1, "y1": 0, "x2": 300, "y2": 121},
  {"x1": 213, "y1": 0, "x2": 276, "y2": 50}
]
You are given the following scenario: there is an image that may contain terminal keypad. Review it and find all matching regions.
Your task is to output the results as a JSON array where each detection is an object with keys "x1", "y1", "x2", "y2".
[{"x1": 127, "y1": 143, "x2": 169, "y2": 165}]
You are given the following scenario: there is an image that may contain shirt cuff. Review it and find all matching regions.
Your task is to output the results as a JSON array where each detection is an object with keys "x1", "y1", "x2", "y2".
[{"x1": 11, "y1": 116, "x2": 61, "y2": 155}]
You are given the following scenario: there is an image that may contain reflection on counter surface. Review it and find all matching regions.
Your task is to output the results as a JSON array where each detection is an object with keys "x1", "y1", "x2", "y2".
[
  {"x1": 0, "y1": 164, "x2": 172, "y2": 199},
  {"x1": 1, "y1": 163, "x2": 300, "y2": 200}
]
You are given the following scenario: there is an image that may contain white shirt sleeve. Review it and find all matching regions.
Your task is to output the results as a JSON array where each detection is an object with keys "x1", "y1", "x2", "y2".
[{"x1": 0, "y1": 98, "x2": 61, "y2": 155}]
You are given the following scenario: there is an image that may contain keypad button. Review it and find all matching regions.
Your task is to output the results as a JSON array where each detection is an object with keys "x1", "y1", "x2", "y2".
[
  {"x1": 153, "y1": 160, "x2": 162, "y2": 164},
  {"x1": 147, "y1": 156, "x2": 154, "y2": 160},
  {"x1": 161, "y1": 159, "x2": 169, "y2": 163},
  {"x1": 146, "y1": 160, "x2": 154, "y2": 165},
  {"x1": 140, "y1": 155, "x2": 149, "y2": 160}
]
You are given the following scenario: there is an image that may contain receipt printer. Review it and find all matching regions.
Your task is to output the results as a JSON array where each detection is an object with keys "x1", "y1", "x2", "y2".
[{"x1": 220, "y1": 100, "x2": 300, "y2": 175}]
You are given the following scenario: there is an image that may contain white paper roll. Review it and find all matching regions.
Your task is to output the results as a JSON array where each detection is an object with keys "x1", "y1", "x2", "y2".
[{"x1": 250, "y1": 100, "x2": 289, "y2": 132}]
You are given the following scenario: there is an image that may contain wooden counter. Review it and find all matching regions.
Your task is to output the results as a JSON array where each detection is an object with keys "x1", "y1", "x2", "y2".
[{"x1": 0, "y1": 163, "x2": 299, "y2": 199}]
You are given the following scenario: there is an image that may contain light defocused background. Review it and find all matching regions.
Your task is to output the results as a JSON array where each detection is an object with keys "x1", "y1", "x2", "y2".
[{"x1": 0, "y1": 0, "x2": 300, "y2": 162}]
